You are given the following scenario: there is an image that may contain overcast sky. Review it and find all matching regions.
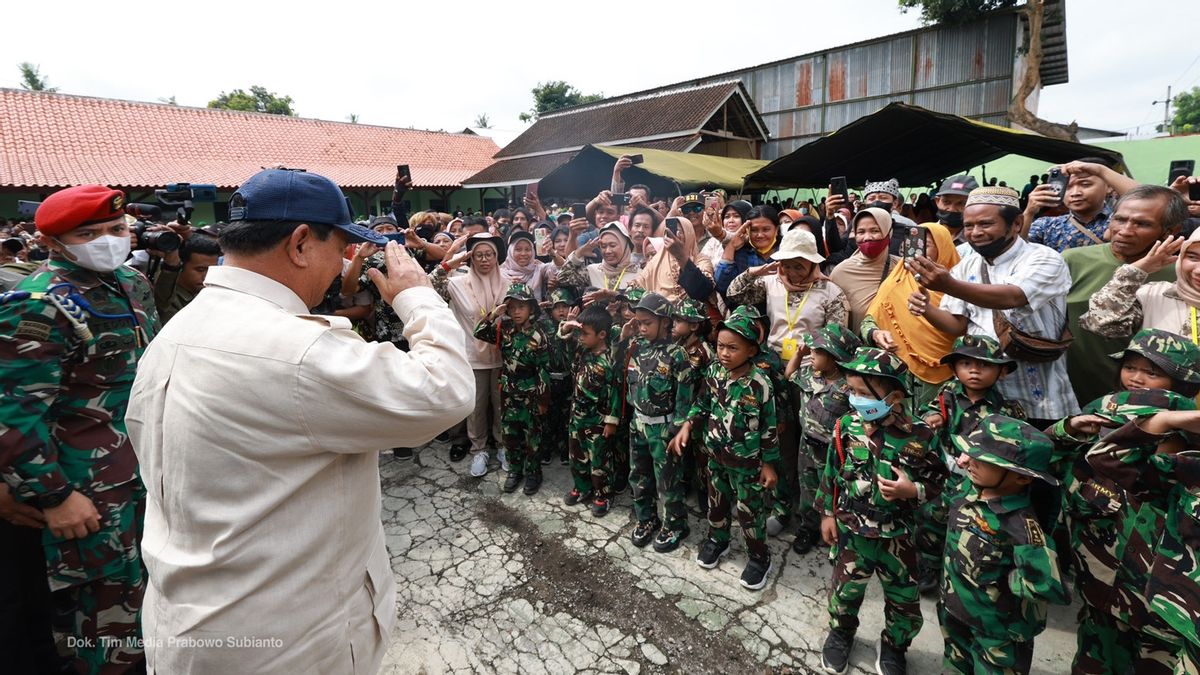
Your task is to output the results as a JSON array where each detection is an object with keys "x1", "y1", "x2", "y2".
[{"x1": 2, "y1": 0, "x2": 1194, "y2": 142}]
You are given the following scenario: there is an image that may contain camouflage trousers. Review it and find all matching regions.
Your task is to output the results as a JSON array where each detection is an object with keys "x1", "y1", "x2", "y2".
[
  {"x1": 569, "y1": 422, "x2": 611, "y2": 497},
  {"x1": 46, "y1": 483, "x2": 146, "y2": 675},
  {"x1": 1178, "y1": 640, "x2": 1200, "y2": 675},
  {"x1": 502, "y1": 396, "x2": 541, "y2": 476},
  {"x1": 629, "y1": 418, "x2": 687, "y2": 531},
  {"x1": 915, "y1": 473, "x2": 966, "y2": 576},
  {"x1": 795, "y1": 438, "x2": 827, "y2": 531},
  {"x1": 1072, "y1": 605, "x2": 1180, "y2": 675},
  {"x1": 541, "y1": 377, "x2": 572, "y2": 461},
  {"x1": 828, "y1": 528, "x2": 922, "y2": 649},
  {"x1": 939, "y1": 603, "x2": 1033, "y2": 674},
  {"x1": 707, "y1": 461, "x2": 768, "y2": 561},
  {"x1": 769, "y1": 420, "x2": 797, "y2": 521}
]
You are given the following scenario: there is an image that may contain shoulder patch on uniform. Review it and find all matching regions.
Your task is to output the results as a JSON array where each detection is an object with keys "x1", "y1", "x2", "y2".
[
  {"x1": 973, "y1": 513, "x2": 998, "y2": 536},
  {"x1": 903, "y1": 441, "x2": 925, "y2": 457},
  {"x1": 1024, "y1": 514, "x2": 1045, "y2": 547},
  {"x1": 14, "y1": 316, "x2": 53, "y2": 341}
]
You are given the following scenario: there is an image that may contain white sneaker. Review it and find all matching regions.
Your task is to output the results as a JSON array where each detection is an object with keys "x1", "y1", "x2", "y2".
[
  {"x1": 498, "y1": 448, "x2": 510, "y2": 473},
  {"x1": 469, "y1": 451, "x2": 489, "y2": 477}
]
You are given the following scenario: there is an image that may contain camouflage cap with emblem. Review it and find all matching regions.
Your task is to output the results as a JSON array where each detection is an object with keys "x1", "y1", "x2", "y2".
[
  {"x1": 1109, "y1": 328, "x2": 1200, "y2": 384},
  {"x1": 1084, "y1": 388, "x2": 1197, "y2": 426},
  {"x1": 503, "y1": 282, "x2": 538, "y2": 307},
  {"x1": 621, "y1": 286, "x2": 646, "y2": 304},
  {"x1": 633, "y1": 292, "x2": 673, "y2": 318},
  {"x1": 726, "y1": 304, "x2": 769, "y2": 346},
  {"x1": 838, "y1": 347, "x2": 910, "y2": 395},
  {"x1": 805, "y1": 324, "x2": 863, "y2": 363},
  {"x1": 546, "y1": 286, "x2": 577, "y2": 307},
  {"x1": 717, "y1": 311, "x2": 764, "y2": 346},
  {"x1": 673, "y1": 298, "x2": 707, "y2": 323},
  {"x1": 940, "y1": 334, "x2": 1017, "y2": 373},
  {"x1": 964, "y1": 414, "x2": 1058, "y2": 485}
]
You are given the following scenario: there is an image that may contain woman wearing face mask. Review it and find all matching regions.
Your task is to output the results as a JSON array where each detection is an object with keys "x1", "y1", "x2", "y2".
[
  {"x1": 714, "y1": 206, "x2": 782, "y2": 296},
  {"x1": 830, "y1": 207, "x2": 901, "y2": 331},
  {"x1": 860, "y1": 223, "x2": 962, "y2": 405},
  {"x1": 499, "y1": 231, "x2": 556, "y2": 302},
  {"x1": 557, "y1": 222, "x2": 640, "y2": 304},
  {"x1": 700, "y1": 200, "x2": 752, "y2": 268}
]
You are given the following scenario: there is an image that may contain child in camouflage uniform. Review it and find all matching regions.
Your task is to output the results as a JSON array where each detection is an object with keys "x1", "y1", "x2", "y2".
[
  {"x1": 672, "y1": 298, "x2": 714, "y2": 508},
  {"x1": 671, "y1": 310, "x2": 779, "y2": 589},
  {"x1": 541, "y1": 287, "x2": 578, "y2": 466},
  {"x1": 939, "y1": 415, "x2": 1069, "y2": 674},
  {"x1": 606, "y1": 286, "x2": 645, "y2": 496},
  {"x1": 785, "y1": 324, "x2": 861, "y2": 555},
  {"x1": 473, "y1": 283, "x2": 551, "y2": 496},
  {"x1": 1047, "y1": 329, "x2": 1200, "y2": 675},
  {"x1": 619, "y1": 292, "x2": 700, "y2": 553},
  {"x1": 916, "y1": 335, "x2": 1024, "y2": 595},
  {"x1": 815, "y1": 348, "x2": 948, "y2": 675},
  {"x1": 558, "y1": 304, "x2": 619, "y2": 516}
]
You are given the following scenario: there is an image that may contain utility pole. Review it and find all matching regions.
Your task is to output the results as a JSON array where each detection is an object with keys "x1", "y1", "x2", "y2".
[{"x1": 1153, "y1": 85, "x2": 1174, "y2": 135}]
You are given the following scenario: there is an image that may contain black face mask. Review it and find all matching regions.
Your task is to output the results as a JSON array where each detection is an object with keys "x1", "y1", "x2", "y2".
[
  {"x1": 866, "y1": 200, "x2": 892, "y2": 212},
  {"x1": 937, "y1": 210, "x2": 963, "y2": 230},
  {"x1": 970, "y1": 235, "x2": 1012, "y2": 259}
]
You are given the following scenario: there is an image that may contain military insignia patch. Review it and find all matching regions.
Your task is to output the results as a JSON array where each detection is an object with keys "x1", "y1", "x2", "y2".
[
  {"x1": 14, "y1": 317, "x2": 52, "y2": 341},
  {"x1": 656, "y1": 364, "x2": 670, "y2": 376},
  {"x1": 111, "y1": 193, "x2": 125, "y2": 212},
  {"x1": 903, "y1": 441, "x2": 925, "y2": 457},
  {"x1": 972, "y1": 514, "x2": 997, "y2": 536},
  {"x1": 1024, "y1": 514, "x2": 1045, "y2": 546}
]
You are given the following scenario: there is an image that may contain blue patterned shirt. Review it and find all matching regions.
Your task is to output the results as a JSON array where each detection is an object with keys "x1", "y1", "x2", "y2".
[{"x1": 1027, "y1": 205, "x2": 1112, "y2": 253}]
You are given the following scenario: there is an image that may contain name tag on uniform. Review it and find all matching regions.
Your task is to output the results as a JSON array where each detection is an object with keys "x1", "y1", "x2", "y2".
[{"x1": 781, "y1": 337, "x2": 799, "y2": 361}]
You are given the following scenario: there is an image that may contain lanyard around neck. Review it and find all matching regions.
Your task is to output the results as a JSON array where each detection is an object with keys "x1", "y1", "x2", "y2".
[{"x1": 784, "y1": 288, "x2": 811, "y2": 331}]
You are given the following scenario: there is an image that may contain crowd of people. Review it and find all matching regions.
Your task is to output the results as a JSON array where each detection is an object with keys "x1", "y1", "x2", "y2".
[{"x1": 3, "y1": 153, "x2": 1200, "y2": 675}]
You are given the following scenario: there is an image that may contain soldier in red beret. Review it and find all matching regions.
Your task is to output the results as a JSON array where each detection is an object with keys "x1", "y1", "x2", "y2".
[{"x1": 0, "y1": 184, "x2": 160, "y2": 673}]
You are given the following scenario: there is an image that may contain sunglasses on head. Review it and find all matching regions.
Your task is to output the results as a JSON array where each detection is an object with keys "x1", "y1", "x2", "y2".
[{"x1": 681, "y1": 205, "x2": 703, "y2": 213}]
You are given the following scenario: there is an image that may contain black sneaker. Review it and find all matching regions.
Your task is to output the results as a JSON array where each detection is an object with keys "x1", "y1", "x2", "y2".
[
  {"x1": 591, "y1": 498, "x2": 611, "y2": 518},
  {"x1": 613, "y1": 474, "x2": 629, "y2": 495},
  {"x1": 792, "y1": 526, "x2": 820, "y2": 555},
  {"x1": 917, "y1": 565, "x2": 940, "y2": 597},
  {"x1": 523, "y1": 471, "x2": 543, "y2": 496},
  {"x1": 695, "y1": 538, "x2": 729, "y2": 569},
  {"x1": 449, "y1": 444, "x2": 470, "y2": 462},
  {"x1": 540, "y1": 452, "x2": 553, "y2": 466},
  {"x1": 821, "y1": 628, "x2": 854, "y2": 675},
  {"x1": 559, "y1": 450, "x2": 570, "y2": 466},
  {"x1": 875, "y1": 640, "x2": 907, "y2": 675},
  {"x1": 392, "y1": 447, "x2": 414, "y2": 461},
  {"x1": 740, "y1": 555, "x2": 772, "y2": 590},
  {"x1": 631, "y1": 517, "x2": 661, "y2": 547},
  {"x1": 502, "y1": 472, "x2": 523, "y2": 493},
  {"x1": 563, "y1": 488, "x2": 590, "y2": 506},
  {"x1": 652, "y1": 524, "x2": 689, "y2": 553}
]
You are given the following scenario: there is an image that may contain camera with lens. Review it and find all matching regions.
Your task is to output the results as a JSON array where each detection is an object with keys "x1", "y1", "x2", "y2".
[{"x1": 125, "y1": 203, "x2": 182, "y2": 253}]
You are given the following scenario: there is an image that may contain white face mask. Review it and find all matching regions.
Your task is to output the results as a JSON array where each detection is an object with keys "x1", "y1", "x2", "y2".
[{"x1": 57, "y1": 235, "x2": 131, "y2": 272}]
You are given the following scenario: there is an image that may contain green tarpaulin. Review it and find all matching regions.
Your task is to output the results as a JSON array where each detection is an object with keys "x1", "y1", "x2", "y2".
[
  {"x1": 536, "y1": 144, "x2": 769, "y2": 198},
  {"x1": 745, "y1": 103, "x2": 1128, "y2": 190}
]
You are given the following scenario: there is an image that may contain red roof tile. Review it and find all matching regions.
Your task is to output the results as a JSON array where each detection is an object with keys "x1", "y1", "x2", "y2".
[{"x1": 0, "y1": 89, "x2": 499, "y2": 190}]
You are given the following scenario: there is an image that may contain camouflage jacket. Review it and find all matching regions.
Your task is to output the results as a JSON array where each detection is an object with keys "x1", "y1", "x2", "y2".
[
  {"x1": 0, "y1": 258, "x2": 160, "y2": 497},
  {"x1": 360, "y1": 251, "x2": 408, "y2": 345},
  {"x1": 923, "y1": 380, "x2": 1025, "y2": 469},
  {"x1": 754, "y1": 348, "x2": 792, "y2": 418},
  {"x1": 816, "y1": 413, "x2": 946, "y2": 538},
  {"x1": 569, "y1": 344, "x2": 619, "y2": 430},
  {"x1": 679, "y1": 335, "x2": 714, "y2": 373},
  {"x1": 620, "y1": 336, "x2": 698, "y2": 433},
  {"x1": 1147, "y1": 451, "x2": 1200, "y2": 647},
  {"x1": 791, "y1": 367, "x2": 852, "y2": 449},
  {"x1": 686, "y1": 362, "x2": 779, "y2": 469},
  {"x1": 0, "y1": 260, "x2": 41, "y2": 292},
  {"x1": 542, "y1": 316, "x2": 574, "y2": 377},
  {"x1": 1079, "y1": 263, "x2": 1187, "y2": 339},
  {"x1": 942, "y1": 487, "x2": 1069, "y2": 641},
  {"x1": 473, "y1": 316, "x2": 550, "y2": 403}
]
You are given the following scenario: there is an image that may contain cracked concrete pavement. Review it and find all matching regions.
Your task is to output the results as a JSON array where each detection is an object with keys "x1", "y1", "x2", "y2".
[{"x1": 377, "y1": 440, "x2": 1077, "y2": 674}]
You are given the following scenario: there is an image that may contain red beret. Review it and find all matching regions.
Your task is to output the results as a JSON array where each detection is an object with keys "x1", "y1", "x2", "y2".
[{"x1": 35, "y1": 185, "x2": 127, "y2": 236}]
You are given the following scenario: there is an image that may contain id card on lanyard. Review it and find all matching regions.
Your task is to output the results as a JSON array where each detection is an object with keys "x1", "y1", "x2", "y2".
[{"x1": 780, "y1": 288, "x2": 811, "y2": 361}]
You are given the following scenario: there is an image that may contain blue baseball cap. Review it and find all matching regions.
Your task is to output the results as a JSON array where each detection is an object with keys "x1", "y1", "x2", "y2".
[{"x1": 229, "y1": 169, "x2": 387, "y2": 245}]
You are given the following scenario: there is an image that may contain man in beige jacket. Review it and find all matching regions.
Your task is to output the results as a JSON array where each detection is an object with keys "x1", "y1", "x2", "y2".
[{"x1": 127, "y1": 169, "x2": 475, "y2": 674}]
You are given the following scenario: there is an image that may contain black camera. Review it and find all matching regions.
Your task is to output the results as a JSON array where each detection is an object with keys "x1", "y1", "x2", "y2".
[
  {"x1": 126, "y1": 203, "x2": 182, "y2": 253},
  {"x1": 155, "y1": 182, "x2": 217, "y2": 225}
]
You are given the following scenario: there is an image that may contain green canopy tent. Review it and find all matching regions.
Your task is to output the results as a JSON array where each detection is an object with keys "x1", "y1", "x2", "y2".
[
  {"x1": 745, "y1": 102, "x2": 1128, "y2": 190},
  {"x1": 536, "y1": 144, "x2": 769, "y2": 199}
]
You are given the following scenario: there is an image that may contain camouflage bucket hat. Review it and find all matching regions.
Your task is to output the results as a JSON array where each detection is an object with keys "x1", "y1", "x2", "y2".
[
  {"x1": 837, "y1": 347, "x2": 910, "y2": 395},
  {"x1": 940, "y1": 334, "x2": 1017, "y2": 372},
  {"x1": 673, "y1": 298, "x2": 707, "y2": 322},
  {"x1": 1109, "y1": 328, "x2": 1200, "y2": 384},
  {"x1": 964, "y1": 414, "x2": 1058, "y2": 485},
  {"x1": 622, "y1": 286, "x2": 646, "y2": 304},
  {"x1": 718, "y1": 313, "x2": 764, "y2": 345},
  {"x1": 1083, "y1": 388, "x2": 1197, "y2": 425},
  {"x1": 634, "y1": 292, "x2": 674, "y2": 318},
  {"x1": 805, "y1": 324, "x2": 863, "y2": 363},
  {"x1": 547, "y1": 287, "x2": 577, "y2": 307},
  {"x1": 503, "y1": 282, "x2": 536, "y2": 304}
]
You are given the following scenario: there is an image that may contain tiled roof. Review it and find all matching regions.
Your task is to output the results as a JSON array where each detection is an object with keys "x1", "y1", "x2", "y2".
[
  {"x1": 462, "y1": 135, "x2": 705, "y2": 189},
  {"x1": 495, "y1": 82, "x2": 760, "y2": 159},
  {"x1": 0, "y1": 89, "x2": 499, "y2": 190}
]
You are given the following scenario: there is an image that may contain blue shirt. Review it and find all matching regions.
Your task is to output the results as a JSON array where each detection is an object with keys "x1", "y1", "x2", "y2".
[{"x1": 1027, "y1": 205, "x2": 1112, "y2": 254}]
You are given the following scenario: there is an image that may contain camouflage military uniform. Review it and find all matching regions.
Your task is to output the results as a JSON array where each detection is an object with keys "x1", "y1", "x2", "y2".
[
  {"x1": 675, "y1": 298, "x2": 714, "y2": 500},
  {"x1": 687, "y1": 355, "x2": 779, "y2": 562},
  {"x1": 472, "y1": 285, "x2": 550, "y2": 477},
  {"x1": 815, "y1": 348, "x2": 947, "y2": 650},
  {"x1": 0, "y1": 257, "x2": 160, "y2": 674},
  {"x1": 541, "y1": 288, "x2": 578, "y2": 465},
  {"x1": 1048, "y1": 329, "x2": 1200, "y2": 675},
  {"x1": 563, "y1": 321, "x2": 619, "y2": 498},
  {"x1": 359, "y1": 249, "x2": 422, "y2": 346},
  {"x1": 1146, "y1": 451, "x2": 1200, "y2": 673},
  {"x1": 622, "y1": 294, "x2": 699, "y2": 534},
  {"x1": 939, "y1": 415, "x2": 1070, "y2": 674}
]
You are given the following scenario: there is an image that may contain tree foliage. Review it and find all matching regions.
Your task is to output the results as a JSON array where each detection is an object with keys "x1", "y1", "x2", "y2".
[
  {"x1": 518, "y1": 81, "x2": 603, "y2": 123},
  {"x1": 1172, "y1": 87, "x2": 1200, "y2": 134},
  {"x1": 897, "y1": 0, "x2": 1017, "y2": 24},
  {"x1": 18, "y1": 62, "x2": 56, "y2": 92},
  {"x1": 208, "y1": 86, "x2": 295, "y2": 116},
  {"x1": 474, "y1": 113, "x2": 492, "y2": 129}
]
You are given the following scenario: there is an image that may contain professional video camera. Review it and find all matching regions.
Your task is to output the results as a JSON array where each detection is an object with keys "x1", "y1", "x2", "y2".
[
  {"x1": 155, "y1": 183, "x2": 217, "y2": 226},
  {"x1": 124, "y1": 203, "x2": 181, "y2": 253}
]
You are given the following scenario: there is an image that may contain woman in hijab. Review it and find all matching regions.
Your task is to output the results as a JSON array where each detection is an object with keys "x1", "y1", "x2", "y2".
[
  {"x1": 714, "y1": 205, "x2": 782, "y2": 296},
  {"x1": 500, "y1": 231, "x2": 556, "y2": 301},
  {"x1": 430, "y1": 233, "x2": 510, "y2": 475},
  {"x1": 631, "y1": 215, "x2": 715, "y2": 303},
  {"x1": 829, "y1": 207, "x2": 901, "y2": 331},
  {"x1": 557, "y1": 222, "x2": 640, "y2": 302},
  {"x1": 1081, "y1": 229, "x2": 1200, "y2": 340},
  {"x1": 700, "y1": 199, "x2": 753, "y2": 267},
  {"x1": 860, "y1": 222, "x2": 962, "y2": 403}
]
